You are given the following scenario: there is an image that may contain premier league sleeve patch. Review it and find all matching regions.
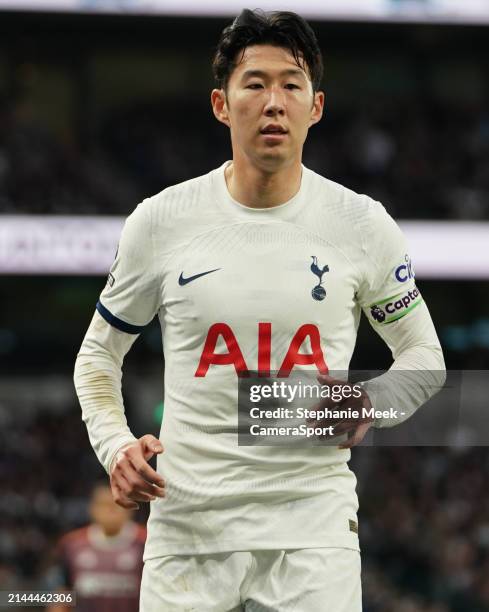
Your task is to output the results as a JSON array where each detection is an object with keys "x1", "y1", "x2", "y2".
[{"x1": 368, "y1": 286, "x2": 423, "y2": 325}]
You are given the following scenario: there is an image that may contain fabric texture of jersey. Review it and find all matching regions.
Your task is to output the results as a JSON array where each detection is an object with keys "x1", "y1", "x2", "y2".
[{"x1": 87, "y1": 162, "x2": 443, "y2": 558}]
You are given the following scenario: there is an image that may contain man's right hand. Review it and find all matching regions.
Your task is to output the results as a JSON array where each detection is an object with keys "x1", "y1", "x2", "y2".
[{"x1": 110, "y1": 434, "x2": 165, "y2": 509}]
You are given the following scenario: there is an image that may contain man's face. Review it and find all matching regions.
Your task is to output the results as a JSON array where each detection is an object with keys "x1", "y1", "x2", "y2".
[{"x1": 212, "y1": 44, "x2": 324, "y2": 171}]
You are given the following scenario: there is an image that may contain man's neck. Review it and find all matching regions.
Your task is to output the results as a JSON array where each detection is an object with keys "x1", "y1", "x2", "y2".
[{"x1": 224, "y1": 159, "x2": 302, "y2": 209}]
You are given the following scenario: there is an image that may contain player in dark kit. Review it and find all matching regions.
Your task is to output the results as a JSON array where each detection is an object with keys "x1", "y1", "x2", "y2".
[{"x1": 46, "y1": 484, "x2": 145, "y2": 612}]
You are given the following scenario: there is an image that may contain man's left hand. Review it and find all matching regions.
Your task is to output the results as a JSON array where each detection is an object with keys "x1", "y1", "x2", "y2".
[{"x1": 308, "y1": 374, "x2": 374, "y2": 449}]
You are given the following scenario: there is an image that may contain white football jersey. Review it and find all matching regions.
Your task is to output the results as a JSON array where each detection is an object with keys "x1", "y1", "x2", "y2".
[{"x1": 97, "y1": 161, "x2": 425, "y2": 557}]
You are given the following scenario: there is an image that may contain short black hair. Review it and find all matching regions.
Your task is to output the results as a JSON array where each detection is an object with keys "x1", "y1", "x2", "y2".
[{"x1": 212, "y1": 9, "x2": 324, "y2": 93}]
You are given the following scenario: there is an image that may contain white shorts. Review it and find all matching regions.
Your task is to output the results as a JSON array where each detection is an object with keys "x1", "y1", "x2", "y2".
[{"x1": 140, "y1": 548, "x2": 361, "y2": 611}]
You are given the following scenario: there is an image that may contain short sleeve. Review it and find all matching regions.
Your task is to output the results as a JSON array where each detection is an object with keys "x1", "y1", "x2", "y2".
[
  {"x1": 357, "y1": 200, "x2": 422, "y2": 327},
  {"x1": 97, "y1": 200, "x2": 161, "y2": 334}
]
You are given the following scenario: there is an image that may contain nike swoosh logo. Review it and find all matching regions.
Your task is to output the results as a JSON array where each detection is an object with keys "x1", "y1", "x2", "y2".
[{"x1": 178, "y1": 268, "x2": 221, "y2": 286}]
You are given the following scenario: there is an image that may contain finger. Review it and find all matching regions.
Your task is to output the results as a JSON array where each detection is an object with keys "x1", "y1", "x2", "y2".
[
  {"x1": 316, "y1": 373, "x2": 334, "y2": 385},
  {"x1": 314, "y1": 395, "x2": 340, "y2": 412},
  {"x1": 323, "y1": 425, "x2": 355, "y2": 441},
  {"x1": 307, "y1": 421, "x2": 342, "y2": 439},
  {"x1": 119, "y1": 462, "x2": 164, "y2": 499},
  {"x1": 317, "y1": 373, "x2": 345, "y2": 386},
  {"x1": 314, "y1": 374, "x2": 356, "y2": 412},
  {"x1": 117, "y1": 472, "x2": 159, "y2": 503},
  {"x1": 129, "y1": 490, "x2": 158, "y2": 503},
  {"x1": 306, "y1": 416, "x2": 340, "y2": 427},
  {"x1": 140, "y1": 434, "x2": 164, "y2": 461},
  {"x1": 112, "y1": 483, "x2": 139, "y2": 510},
  {"x1": 332, "y1": 423, "x2": 357, "y2": 437},
  {"x1": 334, "y1": 417, "x2": 371, "y2": 430},
  {"x1": 129, "y1": 455, "x2": 165, "y2": 490},
  {"x1": 339, "y1": 423, "x2": 372, "y2": 449},
  {"x1": 123, "y1": 438, "x2": 165, "y2": 488},
  {"x1": 314, "y1": 419, "x2": 356, "y2": 434},
  {"x1": 116, "y1": 498, "x2": 139, "y2": 510}
]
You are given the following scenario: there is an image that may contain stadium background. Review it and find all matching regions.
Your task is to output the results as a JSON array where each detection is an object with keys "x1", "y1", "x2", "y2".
[{"x1": 0, "y1": 2, "x2": 489, "y2": 610}]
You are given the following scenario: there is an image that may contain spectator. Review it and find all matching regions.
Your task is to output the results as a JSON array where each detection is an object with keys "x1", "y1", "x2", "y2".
[{"x1": 44, "y1": 483, "x2": 146, "y2": 612}]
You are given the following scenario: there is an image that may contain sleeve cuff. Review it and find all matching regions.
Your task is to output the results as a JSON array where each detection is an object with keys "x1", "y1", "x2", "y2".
[
  {"x1": 96, "y1": 301, "x2": 146, "y2": 335},
  {"x1": 106, "y1": 434, "x2": 139, "y2": 474}
]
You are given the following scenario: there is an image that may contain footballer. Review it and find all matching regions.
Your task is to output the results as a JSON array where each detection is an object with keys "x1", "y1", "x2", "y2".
[{"x1": 75, "y1": 9, "x2": 445, "y2": 610}]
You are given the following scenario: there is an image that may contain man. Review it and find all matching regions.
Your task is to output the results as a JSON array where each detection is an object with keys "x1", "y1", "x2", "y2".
[
  {"x1": 46, "y1": 483, "x2": 146, "y2": 612},
  {"x1": 74, "y1": 9, "x2": 445, "y2": 610}
]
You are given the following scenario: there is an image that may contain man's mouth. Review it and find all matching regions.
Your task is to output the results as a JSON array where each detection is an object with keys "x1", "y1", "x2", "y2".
[{"x1": 260, "y1": 125, "x2": 288, "y2": 135}]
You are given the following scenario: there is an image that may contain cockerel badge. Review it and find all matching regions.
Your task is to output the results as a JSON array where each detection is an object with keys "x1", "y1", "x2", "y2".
[{"x1": 310, "y1": 256, "x2": 329, "y2": 301}]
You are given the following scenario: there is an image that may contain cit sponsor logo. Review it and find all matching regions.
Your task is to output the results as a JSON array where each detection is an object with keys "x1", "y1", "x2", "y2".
[
  {"x1": 370, "y1": 287, "x2": 421, "y2": 324},
  {"x1": 310, "y1": 256, "x2": 329, "y2": 301},
  {"x1": 395, "y1": 254, "x2": 415, "y2": 283}
]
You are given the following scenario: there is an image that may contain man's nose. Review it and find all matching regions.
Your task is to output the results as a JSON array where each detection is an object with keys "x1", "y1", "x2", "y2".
[{"x1": 264, "y1": 87, "x2": 285, "y2": 115}]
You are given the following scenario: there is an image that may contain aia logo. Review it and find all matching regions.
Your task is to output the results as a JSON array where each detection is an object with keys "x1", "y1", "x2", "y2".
[{"x1": 195, "y1": 323, "x2": 328, "y2": 378}]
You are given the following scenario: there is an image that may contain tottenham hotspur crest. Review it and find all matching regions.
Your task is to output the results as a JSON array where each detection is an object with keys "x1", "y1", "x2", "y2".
[{"x1": 310, "y1": 256, "x2": 329, "y2": 301}]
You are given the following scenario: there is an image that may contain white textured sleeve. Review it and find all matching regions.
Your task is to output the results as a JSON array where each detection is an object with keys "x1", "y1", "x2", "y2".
[
  {"x1": 97, "y1": 198, "x2": 162, "y2": 331},
  {"x1": 356, "y1": 198, "x2": 446, "y2": 427},
  {"x1": 75, "y1": 197, "x2": 163, "y2": 473},
  {"x1": 363, "y1": 301, "x2": 446, "y2": 428},
  {"x1": 74, "y1": 310, "x2": 139, "y2": 473}
]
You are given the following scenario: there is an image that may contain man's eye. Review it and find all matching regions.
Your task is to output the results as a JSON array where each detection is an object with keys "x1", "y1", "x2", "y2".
[
  {"x1": 247, "y1": 83, "x2": 263, "y2": 89},
  {"x1": 285, "y1": 83, "x2": 300, "y2": 90}
]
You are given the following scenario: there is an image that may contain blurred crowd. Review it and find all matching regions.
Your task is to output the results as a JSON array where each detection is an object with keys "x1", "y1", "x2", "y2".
[
  {"x1": 1, "y1": 402, "x2": 489, "y2": 610},
  {"x1": 354, "y1": 447, "x2": 489, "y2": 611},
  {"x1": 0, "y1": 407, "x2": 105, "y2": 587},
  {"x1": 1, "y1": 95, "x2": 489, "y2": 219}
]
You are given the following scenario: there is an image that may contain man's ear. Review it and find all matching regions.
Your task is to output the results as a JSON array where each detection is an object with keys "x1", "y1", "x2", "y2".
[
  {"x1": 211, "y1": 89, "x2": 231, "y2": 127},
  {"x1": 309, "y1": 90, "x2": 325, "y2": 127}
]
